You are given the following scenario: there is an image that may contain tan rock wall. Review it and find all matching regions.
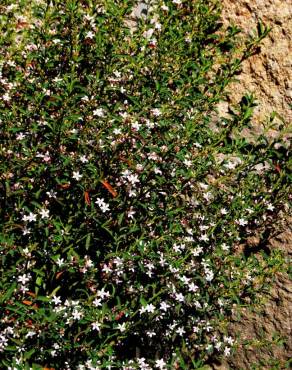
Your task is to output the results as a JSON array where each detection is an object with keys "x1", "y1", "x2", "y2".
[
  {"x1": 221, "y1": 0, "x2": 292, "y2": 124},
  {"x1": 217, "y1": 1, "x2": 292, "y2": 368}
]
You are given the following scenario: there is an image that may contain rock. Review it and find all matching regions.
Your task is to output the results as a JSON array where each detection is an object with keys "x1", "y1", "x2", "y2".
[
  {"x1": 214, "y1": 1, "x2": 292, "y2": 367},
  {"x1": 221, "y1": 0, "x2": 292, "y2": 125}
]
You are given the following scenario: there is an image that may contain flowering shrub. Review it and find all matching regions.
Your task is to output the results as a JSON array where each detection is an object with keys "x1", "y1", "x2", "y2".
[{"x1": 0, "y1": 0, "x2": 290, "y2": 369}]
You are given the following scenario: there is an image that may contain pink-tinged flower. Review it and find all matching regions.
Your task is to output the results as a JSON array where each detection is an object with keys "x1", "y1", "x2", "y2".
[
  {"x1": 2, "y1": 93, "x2": 11, "y2": 102},
  {"x1": 188, "y1": 282, "x2": 199, "y2": 292},
  {"x1": 16, "y1": 132, "x2": 26, "y2": 140},
  {"x1": 91, "y1": 322, "x2": 101, "y2": 331},
  {"x1": 17, "y1": 274, "x2": 30, "y2": 285},
  {"x1": 92, "y1": 298, "x2": 102, "y2": 307},
  {"x1": 151, "y1": 108, "x2": 161, "y2": 117},
  {"x1": 224, "y1": 347, "x2": 231, "y2": 356},
  {"x1": 174, "y1": 292, "x2": 185, "y2": 302}
]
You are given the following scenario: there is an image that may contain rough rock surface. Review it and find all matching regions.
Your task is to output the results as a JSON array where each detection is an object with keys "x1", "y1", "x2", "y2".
[
  {"x1": 217, "y1": 0, "x2": 292, "y2": 368},
  {"x1": 221, "y1": 0, "x2": 292, "y2": 125}
]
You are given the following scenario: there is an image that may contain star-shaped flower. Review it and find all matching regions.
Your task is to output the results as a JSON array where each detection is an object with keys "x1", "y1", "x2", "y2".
[
  {"x1": 39, "y1": 208, "x2": 49, "y2": 219},
  {"x1": 72, "y1": 171, "x2": 82, "y2": 181}
]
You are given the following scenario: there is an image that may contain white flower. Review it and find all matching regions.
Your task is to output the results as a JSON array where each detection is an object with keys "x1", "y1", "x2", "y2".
[
  {"x1": 72, "y1": 309, "x2": 84, "y2": 320},
  {"x1": 199, "y1": 234, "x2": 209, "y2": 242},
  {"x1": 185, "y1": 35, "x2": 192, "y2": 43},
  {"x1": 188, "y1": 282, "x2": 199, "y2": 292},
  {"x1": 22, "y1": 227, "x2": 31, "y2": 235},
  {"x1": 127, "y1": 208, "x2": 136, "y2": 219},
  {"x1": 221, "y1": 243, "x2": 230, "y2": 251},
  {"x1": 220, "y1": 208, "x2": 228, "y2": 215},
  {"x1": 192, "y1": 246, "x2": 203, "y2": 256},
  {"x1": 224, "y1": 347, "x2": 231, "y2": 356},
  {"x1": 180, "y1": 275, "x2": 190, "y2": 285},
  {"x1": 140, "y1": 303, "x2": 155, "y2": 314},
  {"x1": 81, "y1": 95, "x2": 89, "y2": 102},
  {"x1": 155, "y1": 359, "x2": 166, "y2": 369},
  {"x1": 127, "y1": 174, "x2": 139, "y2": 185},
  {"x1": 93, "y1": 298, "x2": 102, "y2": 307},
  {"x1": 91, "y1": 322, "x2": 101, "y2": 331},
  {"x1": 131, "y1": 121, "x2": 141, "y2": 131},
  {"x1": 193, "y1": 325, "x2": 199, "y2": 333},
  {"x1": 2, "y1": 93, "x2": 11, "y2": 102},
  {"x1": 51, "y1": 295, "x2": 62, "y2": 305},
  {"x1": 143, "y1": 28, "x2": 154, "y2": 39},
  {"x1": 102, "y1": 264, "x2": 112, "y2": 274},
  {"x1": 174, "y1": 293, "x2": 185, "y2": 302},
  {"x1": 236, "y1": 218, "x2": 248, "y2": 226},
  {"x1": 93, "y1": 108, "x2": 105, "y2": 117},
  {"x1": 96, "y1": 288, "x2": 110, "y2": 299},
  {"x1": 176, "y1": 327, "x2": 185, "y2": 336},
  {"x1": 85, "y1": 31, "x2": 95, "y2": 39},
  {"x1": 79, "y1": 155, "x2": 89, "y2": 163},
  {"x1": 149, "y1": 152, "x2": 159, "y2": 161},
  {"x1": 56, "y1": 257, "x2": 65, "y2": 267},
  {"x1": 16, "y1": 133, "x2": 26, "y2": 140},
  {"x1": 18, "y1": 274, "x2": 30, "y2": 285},
  {"x1": 173, "y1": 243, "x2": 182, "y2": 253},
  {"x1": 267, "y1": 203, "x2": 275, "y2": 211},
  {"x1": 95, "y1": 197, "x2": 104, "y2": 206},
  {"x1": 100, "y1": 202, "x2": 110, "y2": 213},
  {"x1": 46, "y1": 190, "x2": 57, "y2": 198},
  {"x1": 22, "y1": 212, "x2": 37, "y2": 222},
  {"x1": 113, "y1": 128, "x2": 122, "y2": 135},
  {"x1": 215, "y1": 341, "x2": 222, "y2": 350},
  {"x1": 184, "y1": 159, "x2": 192, "y2": 167},
  {"x1": 84, "y1": 256, "x2": 93, "y2": 268},
  {"x1": 160, "y1": 301, "x2": 170, "y2": 312},
  {"x1": 72, "y1": 171, "x2": 82, "y2": 181},
  {"x1": 39, "y1": 208, "x2": 49, "y2": 219},
  {"x1": 151, "y1": 108, "x2": 161, "y2": 117},
  {"x1": 95, "y1": 197, "x2": 110, "y2": 212},
  {"x1": 25, "y1": 331, "x2": 36, "y2": 338},
  {"x1": 154, "y1": 22, "x2": 162, "y2": 30},
  {"x1": 205, "y1": 270, "x2": 214, "y2": 282},
  {"x1": 224, "y1": 336, "x2": 234, "y2": 345},
  {"x1": 117, "y1": 323, "x2": 126, "y2": 332}
]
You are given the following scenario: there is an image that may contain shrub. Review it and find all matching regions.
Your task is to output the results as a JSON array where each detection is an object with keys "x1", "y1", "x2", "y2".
[{"x1": 0, "y1": 0, "x2": 290, "y2": 369}]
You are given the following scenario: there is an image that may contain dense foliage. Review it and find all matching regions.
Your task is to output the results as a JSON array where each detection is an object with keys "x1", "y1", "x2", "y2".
[{"x1": 0, "y1": 0, "x2": 290, "y2": 369}]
